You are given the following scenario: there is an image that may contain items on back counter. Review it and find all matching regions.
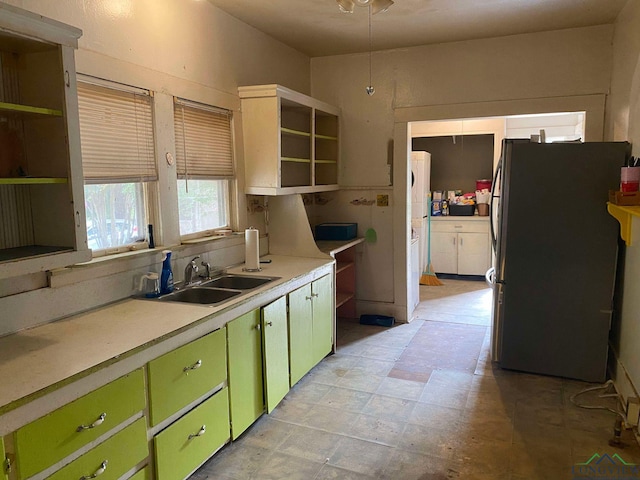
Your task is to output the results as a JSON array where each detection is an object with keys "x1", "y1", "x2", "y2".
[{"x1": 431, "y1": 190, "x2": 479, "y2": 216}]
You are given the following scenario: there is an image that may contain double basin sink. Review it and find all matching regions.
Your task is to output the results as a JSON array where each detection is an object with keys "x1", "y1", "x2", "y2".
[{"x1": 155, "y1": 274, "x2": 279, "y2": 306}]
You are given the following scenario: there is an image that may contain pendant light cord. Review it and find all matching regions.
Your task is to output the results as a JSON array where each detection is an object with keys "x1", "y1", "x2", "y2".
[
  {"x1": 368, "y1": 5, "x2": 372, "y2": 86},
  {"x1": 365, "y1": 4, "x2": 374, "y2": 95}
]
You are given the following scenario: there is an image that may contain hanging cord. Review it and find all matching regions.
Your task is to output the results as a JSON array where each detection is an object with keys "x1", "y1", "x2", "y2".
[
  {"x1": 570, "y1": 380, "x2": 626, "y2": 422},
  {"x1": 365, "y1": 5, "x2": 374, "y2": 95}
]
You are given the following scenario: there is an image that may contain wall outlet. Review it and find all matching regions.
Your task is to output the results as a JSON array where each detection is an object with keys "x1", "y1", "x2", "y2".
[
  {"x1": 627, "y1": 397, "x2": 640, "y2": 427},
  {"x1": 377, "y1": 194, "x2": 389, "y2": 207}
]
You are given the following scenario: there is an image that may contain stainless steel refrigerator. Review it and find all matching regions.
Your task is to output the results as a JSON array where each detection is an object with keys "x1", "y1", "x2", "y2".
[{"x1": 489, "y1": 139, "x2": 630, "y2": 382}]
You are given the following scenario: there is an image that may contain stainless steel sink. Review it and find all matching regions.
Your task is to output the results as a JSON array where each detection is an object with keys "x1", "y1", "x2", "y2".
[
  {"x1": 202, "y1": 274, "x2": 277, "y2": 290},
  {"x1": 152, "y1": 274, "x2": 279, "y2": 306},
  {"x1": 160, "y1": 287, "x2": 241, "y2": 305}
]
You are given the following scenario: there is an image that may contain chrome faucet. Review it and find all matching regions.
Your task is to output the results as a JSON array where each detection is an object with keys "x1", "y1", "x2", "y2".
[
  {"x1": 184, "y1": 256, "x2": 200, "y2": 286},
  {"x1": 200, "y1": 261, "x2": 211, "y2": 280}
]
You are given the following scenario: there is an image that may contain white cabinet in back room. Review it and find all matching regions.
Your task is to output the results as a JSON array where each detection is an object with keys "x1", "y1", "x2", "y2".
[{"x1": 430, "y1": 217, "x2": 491, "y2": 276}]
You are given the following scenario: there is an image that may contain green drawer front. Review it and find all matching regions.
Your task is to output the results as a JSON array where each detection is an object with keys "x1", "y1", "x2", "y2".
[
  {"x1": 47, "y1": 418, "x2": 148, "y2": 480},
  {"x1": 129, "y1": 466, "x2": 151, "y2": 480},
  {"x1": 15, "y1": 368, "x2": 146, "y2": 479},
  {"x1": 148, "y1": 328, "x2": 227, "y2": 426},
  {"x1": 154, "y1": 388, "x2": 230, "y2": 480}
]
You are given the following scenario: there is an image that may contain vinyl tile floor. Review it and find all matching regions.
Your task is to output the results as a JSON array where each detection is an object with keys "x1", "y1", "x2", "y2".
[{"x1": 191, "y1": 279, "x2": 640, "y2": 480}]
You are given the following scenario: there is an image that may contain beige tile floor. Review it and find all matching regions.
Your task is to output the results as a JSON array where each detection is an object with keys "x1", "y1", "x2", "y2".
[{"x1": 191, "y1": 279, "x2": 640, "y2": 480}]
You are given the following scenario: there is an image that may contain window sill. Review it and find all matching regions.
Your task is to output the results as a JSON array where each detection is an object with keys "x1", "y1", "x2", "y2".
[{"x1": 48, "y1": 233, "x2": 259, "y2": 288}]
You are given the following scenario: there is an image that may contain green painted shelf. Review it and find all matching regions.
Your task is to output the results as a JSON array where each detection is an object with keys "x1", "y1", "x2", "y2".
[
  {"x1": 281, "y1": 127, "x2": 310, "y2": 137},
  {"x1": 0, "y1": 101, "x2": 62, "y2": 117},
  {"x1": 281, "y1": 157, "x2": 311, "y2": 163},
  {"x1": 315, "y1": 134, "x2": 338, "y2": 141},
  {"x1": 0, "y1": 177, "x2": 68, "y2": 185}
]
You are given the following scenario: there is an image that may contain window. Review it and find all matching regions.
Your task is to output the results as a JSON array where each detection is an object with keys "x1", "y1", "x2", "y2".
[
  {"x1": 174, "y1": 98, "x2": 234, "y2": 239},
  {"x1": 77, "y1": 78, "x2": 156, "y2": 254}
]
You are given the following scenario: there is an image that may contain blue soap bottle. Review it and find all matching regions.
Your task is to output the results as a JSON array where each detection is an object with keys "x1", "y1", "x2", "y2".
[{"x1": 160, "y1": 250, "x2": 174, "y2": 294}]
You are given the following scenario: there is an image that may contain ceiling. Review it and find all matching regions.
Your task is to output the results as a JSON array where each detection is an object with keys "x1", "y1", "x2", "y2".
[{"x1": 206, "y1": 0, "x2": 627, "y2": 57}]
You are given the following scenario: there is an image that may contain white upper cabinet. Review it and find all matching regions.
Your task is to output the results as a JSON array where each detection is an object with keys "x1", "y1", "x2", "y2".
[
  {"x1": 0, "y1": 4, "x2": 89, "y2": 280},
  {"x1": 239, "y1": 84, "x2": 340, "y2": 195}
]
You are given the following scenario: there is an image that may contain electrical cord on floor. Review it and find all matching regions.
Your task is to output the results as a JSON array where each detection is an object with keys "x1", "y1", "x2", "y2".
[
  {"x1": 570, "y1": 379, "x2": 629, "y2": 447},
  {"x1": 570, "y1": 380, "x2": 626, "y2": 421}
]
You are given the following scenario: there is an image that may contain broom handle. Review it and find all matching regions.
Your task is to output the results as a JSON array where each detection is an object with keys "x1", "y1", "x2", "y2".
[{"x1": 427, "y1": 193, "x2": 432, "y2": 266}]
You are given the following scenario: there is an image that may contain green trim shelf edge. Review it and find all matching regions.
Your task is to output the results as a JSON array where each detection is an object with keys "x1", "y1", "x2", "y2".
[
  {"x1": 0, "y1": 177, "x2": 68, "y2": 185},
  {"x1": 0, "y1": 101, "x2": 63, "y2": 117}
]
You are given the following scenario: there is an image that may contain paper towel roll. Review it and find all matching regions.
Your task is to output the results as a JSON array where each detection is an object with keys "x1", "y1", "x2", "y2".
[{"x1": 244, "y1": 228, "x2": 260, "y2": 271}]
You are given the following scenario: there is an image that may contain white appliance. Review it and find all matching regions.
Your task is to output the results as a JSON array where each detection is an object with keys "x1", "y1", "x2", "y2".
[{"x1": 411, "y1": 151, "x2": 431, "y2": 273}]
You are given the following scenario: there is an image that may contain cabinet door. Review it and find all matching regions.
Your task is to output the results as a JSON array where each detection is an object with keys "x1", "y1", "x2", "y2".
[
  {"x1": 457, "y1": 232, "x2": 490, "y2": 275},
  {"x1": 1, "y1": 438, "x2": 7, "y2": 480},
  {"x1": 312, "y1": 275, "x2": 333, "y2": 366},
  {"x1": 227, "y1": 310, "x2": 264, "y2": 440},
  {"x1": 262, "y1": 296, "x2": 290, "y2": 413},
  {"x1": 288, "y1": 283, "x2": 313, "y2": 387},
  {"x1": 431, "y1": 231, "x2": 457, "y2": 274}
]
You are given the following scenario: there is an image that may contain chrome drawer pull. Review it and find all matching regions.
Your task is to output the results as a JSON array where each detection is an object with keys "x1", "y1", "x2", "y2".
[
  {"x1": 80, "y1": 460, "x2": 108, "y2": 480},
  {"x1": 188, "y1": 425, "x2": 206, "y2": 440},
  {"x1": 77, "y1": 413, "x2": 106, "y2": 432},
  {"x1": 183, "y1": 359, "x2": 202, "y2": 373},
  {"x1": 255, "y1": 324, "x2": 261, "y2": 331}
]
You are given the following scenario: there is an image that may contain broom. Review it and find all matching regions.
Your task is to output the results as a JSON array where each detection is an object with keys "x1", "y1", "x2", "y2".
[{"x1": 420, "y1": 193, "x2": 443, "y2": 286}]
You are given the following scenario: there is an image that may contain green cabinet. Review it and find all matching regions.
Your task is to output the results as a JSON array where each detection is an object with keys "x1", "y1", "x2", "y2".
[
  {"x1": 148, "y1": 328, "x2": 227, "y2": 426},
  {"x1": 311, "y1": 275, "x2": 333, "y2": 365},
  {"x1": 227, "y1": 309, "x2": 264, "y2": 440},
  {"x1": 14, "y1": 368, "x2": 146, "y2": 479},
  {"x1": 262, "y1": 296, "x2": 290, "y2": 413},
  {"x1": 288, "y1": 283, "x2": 314, "y2": 386},
  {"x1": 48, "y1": 418, "x2": 148, "y2": 480},
  {"x1": 227, "y1": 299, "x2": 290, "y2": 439},
  {"x1": 1, "y1": 438, "x2": 7, "y2": 480},
  {"x1": 154, "y1": 388, "x2": 229, "y2": 480},
  {"x1": 288, "y1": 275, "x2": 333, "y2": 387}
]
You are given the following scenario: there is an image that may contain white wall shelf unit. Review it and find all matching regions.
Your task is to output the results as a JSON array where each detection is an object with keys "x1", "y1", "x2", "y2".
[{"x1": 239, "y1": 84, "x2": 340, "y2": 195}]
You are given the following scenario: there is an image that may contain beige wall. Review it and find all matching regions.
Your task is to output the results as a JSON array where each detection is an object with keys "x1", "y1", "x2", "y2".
[
  {"x1": 607, "y1": 0, "x2": 640, "y2": 403},
  {"x1": 5, "y1": 0, "x2": 310, "y2": 100},
  {"x1": 311, "y1": 26, "x2": 614, "y2": 321}
]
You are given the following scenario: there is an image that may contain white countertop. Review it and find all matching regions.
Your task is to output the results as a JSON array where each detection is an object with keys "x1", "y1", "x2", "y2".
[
  {"x1": 0, "y1": 255, "x2": 333, "y2": 420},
  {"x1": 316, "y1": 237, "x2": 365, "y2": 255}
]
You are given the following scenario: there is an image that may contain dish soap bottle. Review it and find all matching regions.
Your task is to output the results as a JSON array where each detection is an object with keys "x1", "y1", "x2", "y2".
[{"x1": 160, "y1": 250, "x2": 174, "y2": 295}]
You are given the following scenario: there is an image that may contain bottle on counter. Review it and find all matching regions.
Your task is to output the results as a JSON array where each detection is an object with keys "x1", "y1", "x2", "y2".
[
  {"x1": 160, "y1": 250, "x2": 174, "y2": 295},
  {"x1": 442, "y1": 200, "x2": 449, "y2": 216}
]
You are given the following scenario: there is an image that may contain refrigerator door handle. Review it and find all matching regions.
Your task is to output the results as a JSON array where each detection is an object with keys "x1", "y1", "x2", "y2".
[{"x1": 490, "y1": 155, "x2": 503, "y2": 251}]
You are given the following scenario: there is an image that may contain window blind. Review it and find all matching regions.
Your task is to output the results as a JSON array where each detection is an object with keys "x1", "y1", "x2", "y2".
[
  {"x1": 77, "y1": 80, "x2": 156, "y2": 184},
  {"x1": 174, "y1": 99, "x2": 234, "y2": 179}
]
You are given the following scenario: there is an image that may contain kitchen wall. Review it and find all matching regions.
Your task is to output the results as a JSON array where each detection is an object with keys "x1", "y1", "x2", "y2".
[
  {"x1": 0, "y1": 0, "x2": 310, "y2": 336},
  {"x1": 606, "y1": 0, "x2": 640, "y2": 405},
  {"x1": 311, "y1": 25, "x2": 614, "y2": 321}
]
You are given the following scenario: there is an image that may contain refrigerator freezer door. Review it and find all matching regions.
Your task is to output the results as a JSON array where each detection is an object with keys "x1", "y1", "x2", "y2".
[{"x1": 497, "y1": 141, "x2": 628, "y2": 382}]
